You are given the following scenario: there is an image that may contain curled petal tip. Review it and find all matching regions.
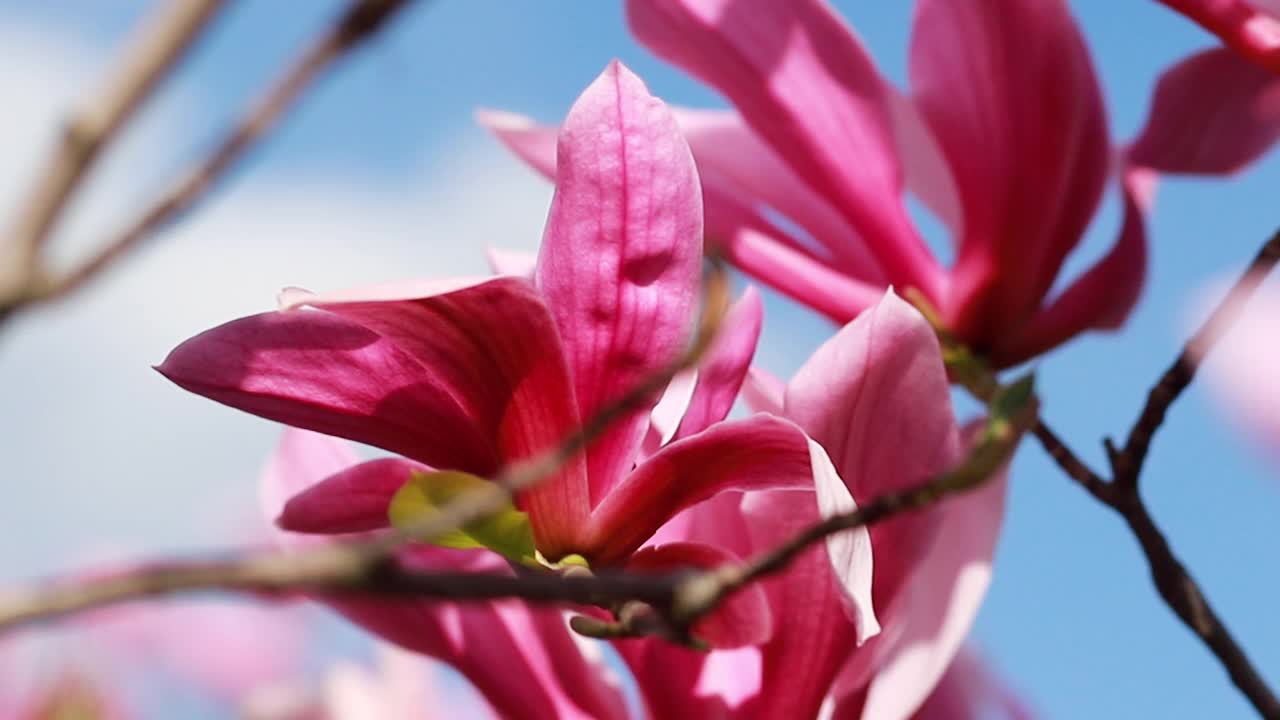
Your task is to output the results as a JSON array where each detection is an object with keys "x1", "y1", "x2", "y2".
[{"x1": 277, "y1": 286, "x2": 314, "y2": 311}]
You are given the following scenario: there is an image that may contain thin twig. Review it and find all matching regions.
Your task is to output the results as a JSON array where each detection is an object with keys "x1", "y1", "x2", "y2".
[
  {"x1": 1111, "y1": 228, "x2": 1280, "y2": 488},
  {"x1": 0, "y1": 0, "x2": 229, "y2": 293},
  {"x1": 1, "y1": 0, "x2": 417, "y2": 318}
]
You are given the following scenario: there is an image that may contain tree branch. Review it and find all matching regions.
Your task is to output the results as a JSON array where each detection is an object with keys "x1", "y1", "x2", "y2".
[
  {"x1": 1019, "y1": 227, "x2": 1280, "y2": 719},
  {"x1": 0, "y1": 0, "x2": 419, "y2": 319},
  {"x1": 0, "y1": 0, "x2": 229, "y2": 293}
]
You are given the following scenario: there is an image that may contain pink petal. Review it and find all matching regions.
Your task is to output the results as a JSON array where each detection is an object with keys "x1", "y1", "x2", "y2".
[
  {"x1": 784, "y1": 290, "x2": 960, "y2": 581},
  {"x1": 639, "y1": 369, "x2": 698, "y2": 459},
  {"x1": 260, "y1": 429, "x2": 361, "y2": 546},
  {"x1": 1197, "y1": 277, "x2": 1280, "y2": 466},
  {"x1": 671, "y1": 287, "x2": 764, "y2": 440},
  {"x1": 1128, "y1": 47, "x2": 1280, "y2": 175},
  {"x1": 537, "y1": 61, "x2": 703, "y2": 505},
  {"x1": 626, "y1": 0, "x2": 943, "y2": 299},
  {"x1": 673, "y1": 108, "x2": 883, "y2": 279},
  {"x1": 478, "y1": 109, "x2": 557, "y2": 179},
  {"x1": 859, "y1": 449, "x2": 1010, "y2": 720},
  {"x1": 277, "y1": 457, "x2": 427, "y2": 535},
  {"x1": 885, "y1": 86, "x2": 963, "y2": 235},
  {"x1": 808, "y1": 438, "x2": 878, "y2": 643},
  {"x1": 157, "y1": 309, "x2": 495, "y2": 473},
  {"x1": 741, "y1": 367, "x2": 784, "y2": 416},
  {"x1": 1155, "y1": 0, "x2": 1280, "y2": 74},
  {"x1": 283, "y1": 277, "x2": 589, "y2": 558},
  {"x1": 912, "y1": 0, "x2": 1110, "y2": 349},
  {"x1": 703, "y1": 183, "x2": 885, "y2": 322},
  {"x1": 627, "y1": 541, "x2": 772, "y2": 648},
  {"x1": 913, "y1": 648, "x2": 1035, "y2": 720},
  {"x1": 999, "y1": 168, "x2": 1153, "y2": 366},
  {"x1": 585, "y1": 414, "x2": 814, "y2": 564},
  {"x1": 739, "y1": 489, "x2": 861, "y2": 719}
]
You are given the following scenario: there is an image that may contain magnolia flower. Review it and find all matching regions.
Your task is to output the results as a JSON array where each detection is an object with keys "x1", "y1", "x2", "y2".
[
  {"x1": 1153, "y1": 0, "x2": 1280, "y2": 73},
  {"x1": 161, "y1": 60, "x2": 879, "y2": 655},
  {"x1": 258, "y1": 291, "x2": 1008, "y2": 719},
  {"x1": 487, "y1": 0, "x2": 1280, "y2": 367}
]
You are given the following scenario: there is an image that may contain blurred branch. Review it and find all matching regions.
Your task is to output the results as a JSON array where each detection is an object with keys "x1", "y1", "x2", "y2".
[
  {"x1": 1015, "y1": 227, "x2": 1280, "y2": 719},
  {"x1": 0, "y1": 0, "x2": 417, "y2": 322},
  {"x1": 0, "y1": 367, "x2": 1030, "y2": 647},
  {"x1": 0, "y1": 0, "x2": 229, "y2": 286}
]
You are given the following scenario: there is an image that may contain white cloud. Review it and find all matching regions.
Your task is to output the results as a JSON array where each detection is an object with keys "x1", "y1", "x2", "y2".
[{"x1": 0, "y1": 22, "x2": 552, "y2": 578}]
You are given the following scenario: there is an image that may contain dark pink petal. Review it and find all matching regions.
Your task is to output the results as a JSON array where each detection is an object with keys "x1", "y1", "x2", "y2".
[
  {"x1": 785, "y1": 291, "x2": 960, "y2": 604},
  {"x1": 671, "y1": 287, "x2": 764, "y2": 440},
  {"x1": 673, "y1": 108, "x2": 883, "y2": 278},
  {"x1": 1155, "y1": 0, "x2": 1280, "y2": 74},
  {"x1": 157, "y1": 310, "x2": 494, "y2": 473},
  {"x1": 538, "y1": 61, "x2": 703, "y2": 505},
  {"x1": 999, "y1": 169, "x2": 1153, "y2": 366},
  {"x1": 627, "y1": 0, "x2": 943, "y2": 299},
  {"x1": 277, "y1": 457, "x2": 426, "y2": 534},
  {"x1": 1128, "y1": 47, "x2": 1280, "y2": 175},
  {"x1": 628, "y1": 541, "x2": 772, "y2": 648},
  {"x1": 912, "y1": 0, "x2": 1110, "y2": 349},
  {"x1": 585, "y1": 414, "x2": 813, "y2": 564},
  {"x1": 283, "y1": 277, "x2": 589, "y2": 558}
]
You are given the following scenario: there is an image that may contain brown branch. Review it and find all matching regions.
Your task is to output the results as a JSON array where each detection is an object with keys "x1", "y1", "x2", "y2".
[
  {"x1": 0, "y1": 0, "x2": 418, "y2": 318},
  {"x1": 1016, "y1": 227, "x2": 1280, "y2": 719},
  {"x1": 0, "y1": 0, "x2": 229, "y2": 292}
]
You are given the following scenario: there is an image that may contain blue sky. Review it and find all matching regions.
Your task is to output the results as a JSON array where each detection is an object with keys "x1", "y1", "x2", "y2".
[{"x1": 0, "y1": 1, "x2": 1277, "y2": 717}]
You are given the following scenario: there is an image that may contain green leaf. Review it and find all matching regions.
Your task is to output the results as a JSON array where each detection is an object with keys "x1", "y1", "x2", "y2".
[{"x1": 388, "y1": 470, "x2": 537, "y2": 564}]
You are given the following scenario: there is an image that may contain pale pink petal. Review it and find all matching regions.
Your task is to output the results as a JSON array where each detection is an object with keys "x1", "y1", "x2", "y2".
[
  {"x1": 885, "y1": 87, "x2": 963, "y2": 235},
  {"x1": 912, "y1": 648, "x2": 1035, "y2": 720},
  {"x1": 999, "y1": 169, "x2": 1153, "y2": 366},
  {"x1": 1197, "y1": 276, "x2": 1280, "y2": 465},
  {"x1": 478, "y1": 108, "x2": 557, "y2": 178},
  {"x1": 586, "y1": 414, "x2": 814, "y2": 564},
  {"x1": 912, "y1": 0, "x2": 1110, "y2": 349},
  {"x1": 860, "y1": 456, "x2": 1010, "y2": 720},
  {"x1": 157, "y1": 310, "x2": 494, "y2": 473},
  {"x1": 808, "y1": 438, "x2": 879, "y2": 643},
  {"x1": 537, "y1": 61, "x2": 703, "y2": 505},
  {"x1": 741, "y1": 367, "x2": 784, "y2": 416},
  {"x1": 1128, "y1": 46, "x2": 1280, "y2": 175},
  {"x1": 628, "y1": 541, "x2": 772, "y2": 648},
  {"x1": 640, "y1": 369, "x2": 698, "y2": 459},
  {"x1": 673, "y1": 108, "x2": 882, "y2": 278},
  {"x1": 277, "y1": 457, "x2": 426, "y2": 534},
  {"x1": 1155, "y1": 0, "x2": 1280, "y2": 74},
  {"x1": 485, "y1": 247, "x2": 538, "y2": 278},
  {"x1": 785, "y1": 291, "x2": 960, "y2": 603},
  {"x1": 284, "y1": 276, "x2": 589, "y2": 558},
  {"x1": 627, "y1": 0, "x2": 943, "y2": 299},
  {"x1": 672, "y1": 287, "x2": 764, "y2": 440},
  {"x1": 260, "y1": 429, "x2": 361, "y2": 548}
]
